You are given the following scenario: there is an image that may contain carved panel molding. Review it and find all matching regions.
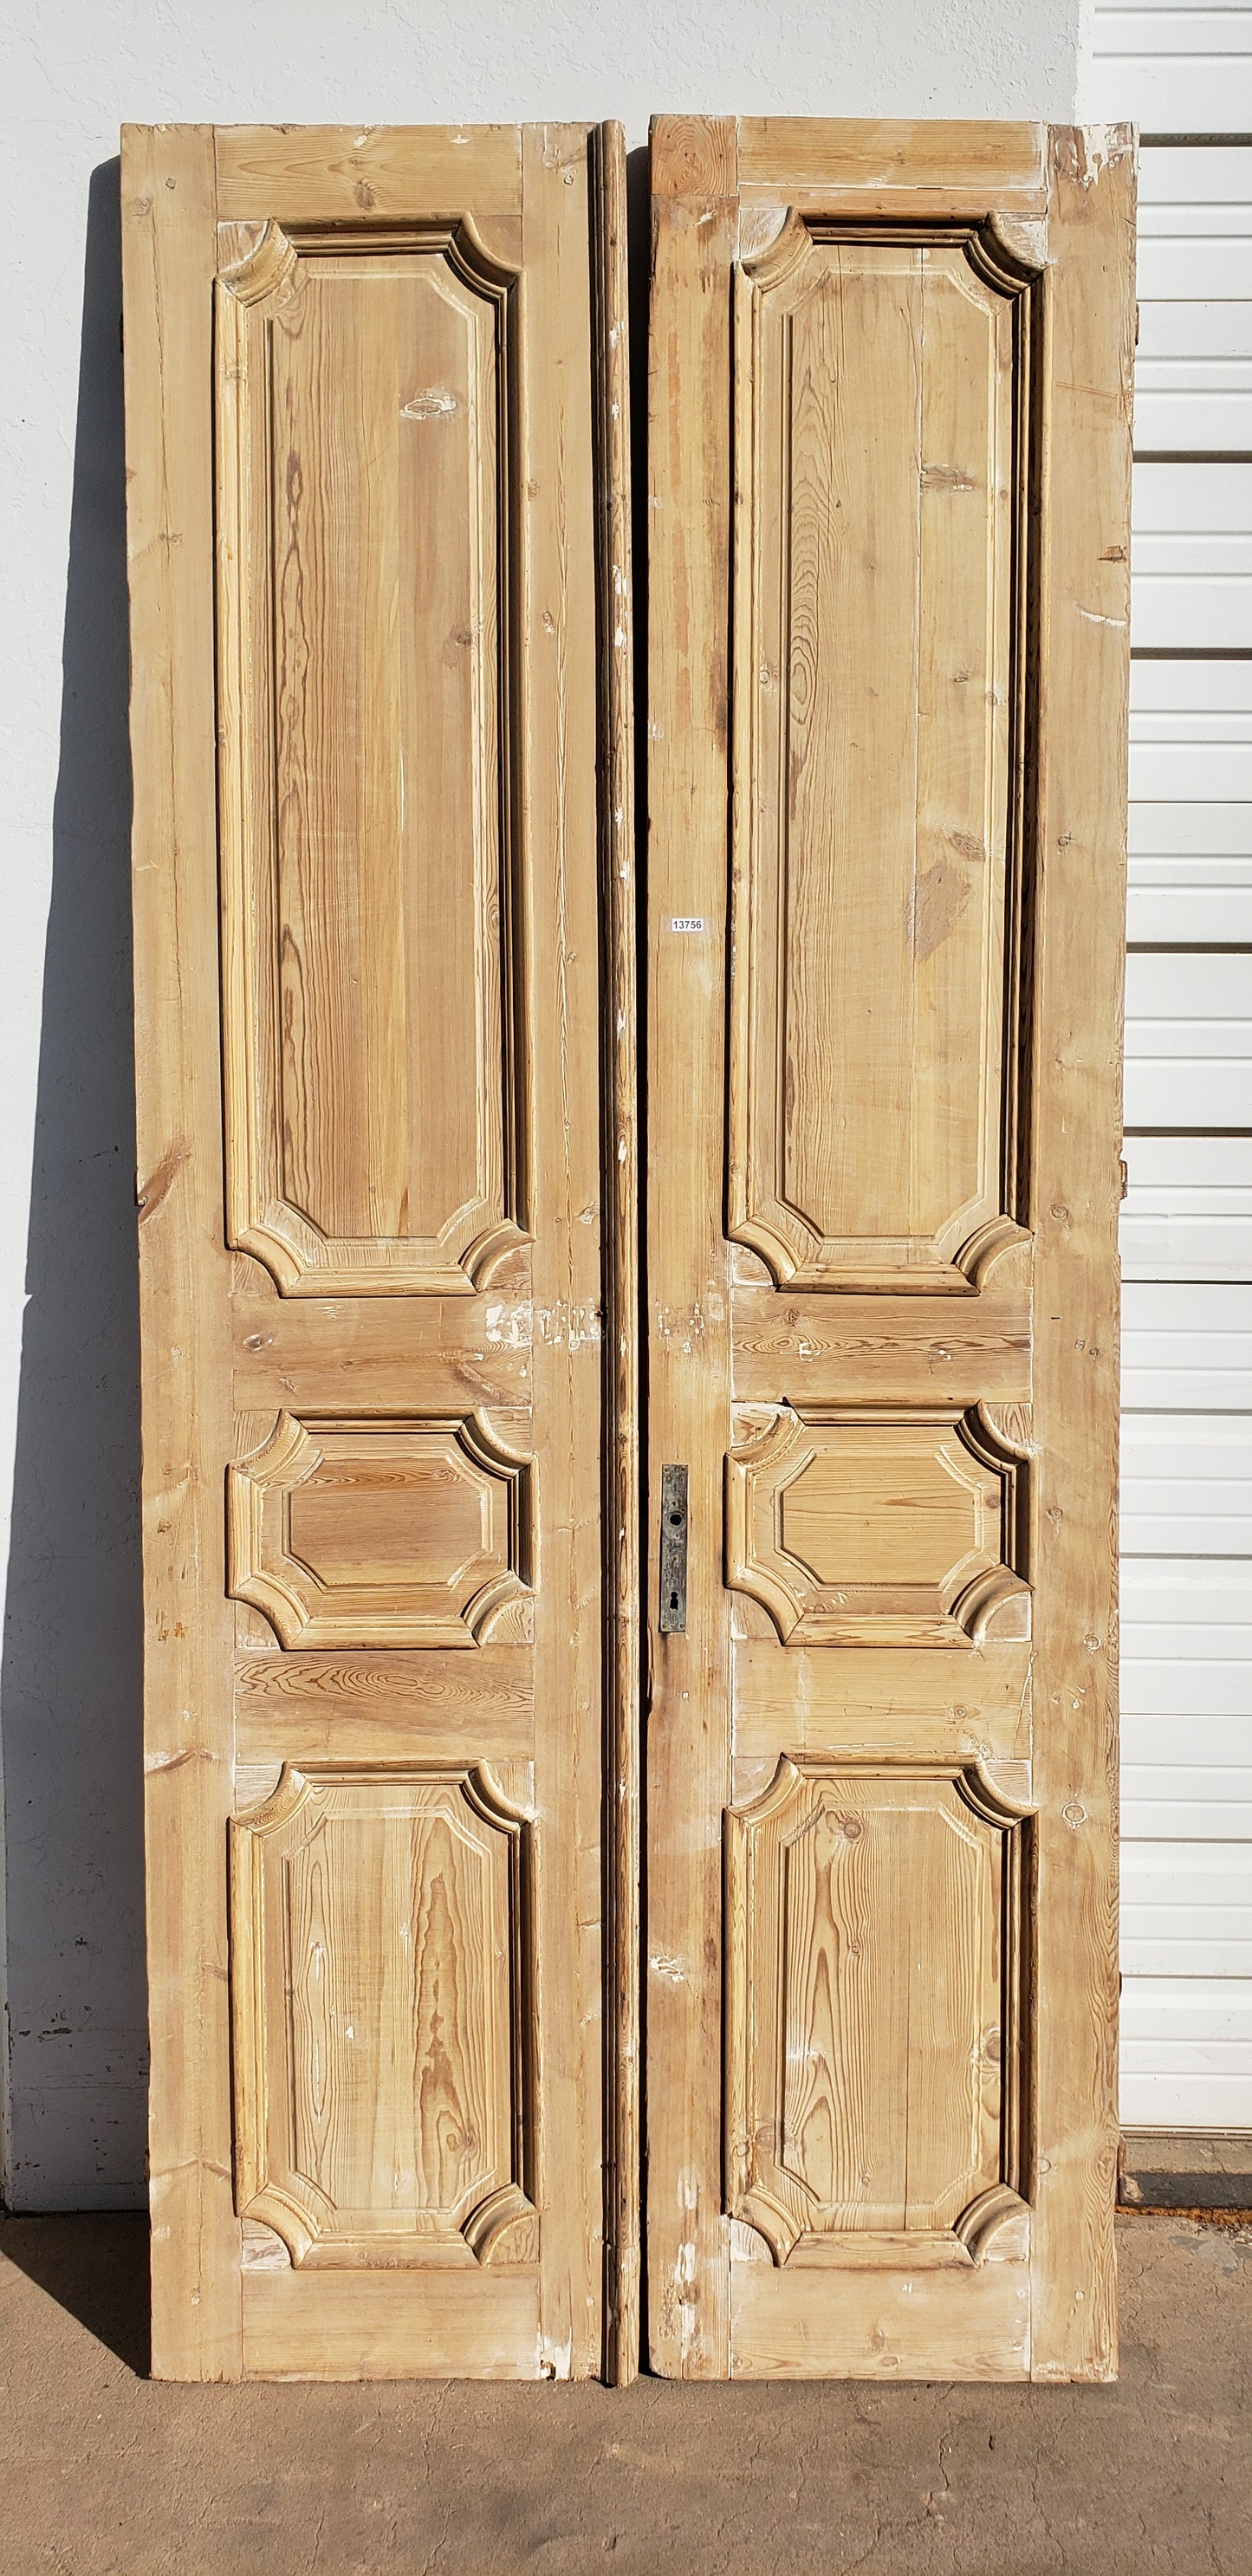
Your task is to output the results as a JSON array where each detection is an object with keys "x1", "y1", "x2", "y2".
[
  {"x1": 230, "y1": 1765, "x2": 539, "y2": 2268},
  {"x1": 217, "y1": 217, "x2": 528, "y2": 1295},
  {"x1": 725, "y1": 1405, "x2": 1030, "y2": 1647},
  {"x1": 729, "y1": 215, "x2": 1042, "y2": 1292},
  {"x1": 724, "y1": 1756, "x2": 1034, "y2": 2268},
  {"x1": 228, "y1": 1410, "x2": 535, "y2": 1649}
]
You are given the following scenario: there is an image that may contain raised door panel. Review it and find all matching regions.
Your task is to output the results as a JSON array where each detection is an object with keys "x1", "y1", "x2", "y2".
[
  {"x1": 725, "y1": 1405, "x2": 1029, "y2": 1645},
  {"x1": 724, "y1": 1759, "x2": 1031, "y2": 2266},
  {"x1": 730, "y1": 220, "x2": 1036, "y2": 1291},
  {"x1": 647, "y1": 118, "x2": 1129, "y2": 2386},
  {"x1": 217, "y1": 220, "x2": 524, "y2": 1294},
  {"x1": 228, "y1": 1410, "x2": 535, "y2": 1648},
  {"x1": 231, "y1": 1768, "x2": 538, "y2": 2268}
]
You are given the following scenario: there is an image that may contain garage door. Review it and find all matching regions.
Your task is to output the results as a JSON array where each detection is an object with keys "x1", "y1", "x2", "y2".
[{"x1": 1085, "y1": 6, "x2": 1252, "y2": 2125}]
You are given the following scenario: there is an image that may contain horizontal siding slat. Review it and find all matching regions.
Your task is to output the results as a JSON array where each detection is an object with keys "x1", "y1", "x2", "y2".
[
  {"x1": 1129, "y1": 743, "x2": 1252, "y2": 795},
  {"x1": 1123, "y1": 1288, "x2": 1252, "y2": 1329},
  {"x1": 1120, "y1": 1217, "x2": 1252, "y2": 1282},
  {"x1": 1086, "y1": 64, "x2": 1252, "y2": 126},
  {"x1": 1132, "y1": 662, "x2": 1252, "y2": 717},
  {"x1": 1136, "y1": 237, "x2": 1252, "y2": 299},
  {"x1": 1134, "y1": 466, "x2": 1252, "y2": 530},
  {"x1": 1132, "y1": 580, "x2": 1252, "y2": 652},
  {"x1": 1138, "y1": 146, "x2": 1252, "y2": 208},
  {"x1": 1121, "y1": 1660, "x2": 1252, "y2": 1714},
  {"x1": 1133, "y1": 393, "x2": 1252, "y2": 445},
  {"x1": 1123, "y1": 1974, "x2": 1252, "y2": 2021},
  {"x1": 1138, "y1": 301, "x2": 1252, "y2": 357},
  {"x1": 1126, "y1": 952, "x2": 1252, "y2": 1009},
  {"x1": 1126, "y1": 889, "x2": 1252, "y2": 941},
  {"x1": 1125, "y1": 1716, "x2": 1252, "y2": 1762},
  {"x1": 1129, "y1": 804, "x2": 1250, "y2": 857},
  {"x1": 1124, "y1": 1062, "x2": 1252, "y2": 1122},
  {"x1": 1119, "y1": 2070, "x2": 1252, "y2": 2120}
]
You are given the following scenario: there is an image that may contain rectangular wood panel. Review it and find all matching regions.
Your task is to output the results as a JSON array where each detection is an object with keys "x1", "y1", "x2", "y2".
[
  {"x1": 647, "y1": 117, "x2": 1132, "y2": 2384},
  {"x1": 125, "y1": 121, "x2": 634, "y2": 2381}
]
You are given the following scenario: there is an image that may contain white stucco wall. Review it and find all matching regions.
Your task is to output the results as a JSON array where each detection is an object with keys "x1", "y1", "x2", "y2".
[{"x1": 1, "y1": 1, "x2": 1083, "y2": 2208}]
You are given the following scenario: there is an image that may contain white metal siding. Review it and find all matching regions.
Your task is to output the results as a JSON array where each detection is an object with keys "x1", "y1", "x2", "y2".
[{"x1": 1086, "y1": 10, "x2": 1252, "y2": 2126}]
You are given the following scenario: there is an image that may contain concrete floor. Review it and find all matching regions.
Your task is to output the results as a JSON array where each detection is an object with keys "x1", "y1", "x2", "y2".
[{"x1": 0, "y1": 2214, "x2": 1248, "y2": 2576}]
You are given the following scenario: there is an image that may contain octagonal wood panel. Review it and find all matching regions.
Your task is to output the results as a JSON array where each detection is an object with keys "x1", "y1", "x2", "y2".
[
  {"x1": 724, "y1": 1405, "x2": 1029, "y2": 1647},
  {"x1": 728, "y1": 217, "x2": 1039, "y2": 1291},
  {"x1": 217, "y1": 218, "x2": 527, "y2": 1294},
  {"x1": 228, "y1": 1410, "x2": 535, "y2": 1648},
  {"x1": 231, "y1": 1766, "x2": 538, "y2": 2268},
  {"x1": 724, "y1": 1757, "x2": 1032, "y2": 2268}
]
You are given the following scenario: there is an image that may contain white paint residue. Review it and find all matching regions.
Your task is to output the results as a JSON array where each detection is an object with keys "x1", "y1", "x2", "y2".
[
  {"x1": 1075, "y1": 606, "x2": 1126, "y2": 629},
  {"x1": 401, "y1": 388, "x2": 457, "y2": 420},
  {"x1": 483, "y1": 1300, "x2": 531, "y2": 1349},
  {"x1": 535, "y1": 1301, "x2": 602, "y2": 1352},
  {"x1": 651, "y1": 1951, "x2": 686, "y2": 1983},
  {"x1": 1074, "y1": 123, "x2": 1130, "y2": 187}
]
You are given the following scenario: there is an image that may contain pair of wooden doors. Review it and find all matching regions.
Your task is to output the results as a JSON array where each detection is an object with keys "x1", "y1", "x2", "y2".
[{"x1": 123, "y1": 115, "x2": 1132, "y2": 2384}]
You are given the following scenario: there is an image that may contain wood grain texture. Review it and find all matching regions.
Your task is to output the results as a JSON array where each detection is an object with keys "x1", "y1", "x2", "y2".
[
  {"x1": 128, "y1": 123, "x2": 612, "y2": 2382},
  {"x1": 214, "y1": 125, "x2": 523, "y2": 224},
  {"x1": 232, "y1": 1287, "x2": 533, "y2": 1414},
  {"x1": 242, "y1": 2268, "x2": 541, "y2": 2378},
  {"x1": 217, "y1": 220, "x2": 524, "y2": 1294},
  {"x1": 227, "y1": 1410, "x2": 535, "y2": 1649},
  {"x1": 230, "y1": 1767, "x2": 537, "y2": 2268},
  {"x1": 724, "y1": 1759, "x2": 1030, "y2": 2263},
  {"x1": 724, "y1": 1407, "x2": 1028, "y2": 1647},
  {"x1": 736, "y1": 120, "x2": 1048, "y2": 208},
  {"x1": 122, "y1": 123, "x2": 243, "y2": 2383},
  {"x1": 730, "y1": 2258, "x2": 1030, "y2": 2379},
  {"x1": 729, "y1": 218, "x2": 1038, "y2": 1293},
  {"x1": 646, "y1": 116, "x2": 1130, "y2": 2384},
  {"x1": 730, "y1": 1640, "x2": 1033, "y2": 1765},
  {"x1": 730, "y1": 1282, "x2": 1032, "y2": 1406},
  {"x1": 590, "y1": 121, "x2": 640, "y2": 2387},
  {"x1": 645, "y1": 156, "x2": 739, "y2": 2382},
  {"x1": 519, "y1": 123, "x2": 606, "y2": 2382},
  {"x1": 1026, "y1": 126, "x2": 1135, "y2": 2385}
]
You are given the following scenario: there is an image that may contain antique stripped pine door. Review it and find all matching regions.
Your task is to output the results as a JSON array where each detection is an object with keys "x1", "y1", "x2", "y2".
[
  {"x1": 123, "y1": 122, "x2": 638, "y2": 2381},
  {"x1": 646, "y1": 120, "x2": 1133, "y2": 2380}
]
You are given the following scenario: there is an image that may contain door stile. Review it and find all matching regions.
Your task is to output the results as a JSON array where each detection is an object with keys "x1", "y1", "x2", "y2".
[
  {"x1": 517, "y1": 119, "x2": 607, "y2": 2383},
  {"x1": 590, "y1": 121, "x2": 642, "y2": 2387},
  {"x1": 1027, "y1": 128, "x2": 1133, "y2": 2383},
  {"x1": 123, "y1": 122, "x2": 243, "y2": 2381},
  {"x1": 645, "y1": 117, "x2": 740, "y2": 2381}
]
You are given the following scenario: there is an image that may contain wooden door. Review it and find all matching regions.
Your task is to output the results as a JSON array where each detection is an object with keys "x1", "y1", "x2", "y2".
[
  {"x1": 123, "y1": 121, "x2": 637, "y2": 2382},
  {"x1": 646, "y1": 119, "x2": 1133, "y2": 2380}
]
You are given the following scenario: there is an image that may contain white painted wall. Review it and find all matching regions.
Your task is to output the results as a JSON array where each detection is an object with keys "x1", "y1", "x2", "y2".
[{"x1": 0, "y1": 3, "x2": 1084, "y2": 2208}]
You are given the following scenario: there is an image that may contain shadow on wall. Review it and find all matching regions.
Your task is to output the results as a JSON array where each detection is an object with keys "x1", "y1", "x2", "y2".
[{"x1": 1, "y1": 160, "x2": 147, "y2": 2210}]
